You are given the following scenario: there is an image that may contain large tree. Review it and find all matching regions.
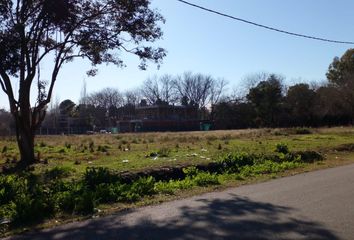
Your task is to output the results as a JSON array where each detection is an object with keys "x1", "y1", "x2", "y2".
[
  {"x1": 173, "y1": 72, "x2": 227, "y2": 108},
  {"x1": 286, "y1": 83, "x2": 316, "y2": 126},
  {"x1": 0, "y1": 0, "x2": 165, "y2": 165},
  {"x1": 326, "y1": 49, "x2": 354, "y2": 119},
  {"x1": 327, "y1": 49, "x2": 354, "y2": 88},
  {"x1": 141, "y1": 74, "x2": 177, "y2": 105},
  {"x1": 246, "y1": 74, "x2": 284, "y2": 127},
  {"x1": 85, "y1": 88, "x2": 124, "y2": 109}
]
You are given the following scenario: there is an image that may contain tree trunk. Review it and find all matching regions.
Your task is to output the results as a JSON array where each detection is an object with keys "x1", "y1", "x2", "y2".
[{"x1": 14, "y1": 114, "x2": 36, "y2": 166}]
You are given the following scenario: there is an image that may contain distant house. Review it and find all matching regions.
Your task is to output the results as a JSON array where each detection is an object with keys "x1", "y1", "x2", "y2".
[{"x1": 117, "y1": 104, "x2": 204, "y2": 132}]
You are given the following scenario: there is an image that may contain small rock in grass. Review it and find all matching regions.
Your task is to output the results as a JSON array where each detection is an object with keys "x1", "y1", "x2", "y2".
[{"x1": 122, "y1": 159, "x2": 129, "y2": 163}]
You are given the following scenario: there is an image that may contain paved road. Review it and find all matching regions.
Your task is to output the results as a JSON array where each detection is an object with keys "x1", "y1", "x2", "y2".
[{"x1": 6, "y1": 164, "x2": 354, "y2": 240}]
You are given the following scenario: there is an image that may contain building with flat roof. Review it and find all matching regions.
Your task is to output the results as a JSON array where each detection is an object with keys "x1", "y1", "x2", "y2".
[{"x1": 117, "y1": 104, "x2": 203, "y2": 132}]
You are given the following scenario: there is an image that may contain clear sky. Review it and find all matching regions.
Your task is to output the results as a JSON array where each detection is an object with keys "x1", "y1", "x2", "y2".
[{"x1": 1, "y1": 0, "x2": 354, "y2": 109}]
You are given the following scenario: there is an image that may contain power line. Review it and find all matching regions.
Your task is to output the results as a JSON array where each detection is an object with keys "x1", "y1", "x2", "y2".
[{"x1": 176, "y1": 0, "x2": 354, "y2": 45}]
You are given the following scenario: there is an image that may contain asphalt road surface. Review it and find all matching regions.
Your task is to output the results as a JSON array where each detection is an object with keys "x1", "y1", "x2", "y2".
[{"x1": 6, "y1": 163, "x2": 354, "y2": 240}]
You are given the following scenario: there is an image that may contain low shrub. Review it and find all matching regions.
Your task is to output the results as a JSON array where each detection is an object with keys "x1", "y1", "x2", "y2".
[
  {"x1": 155, "y1": 180, "x2": 194, "y2": 194},
  {"x1": 155, "y1": 168, "x2": 219, "y2": 194},
  {"x1": 240, "y1": 161, "x2": 303, "y2": 177},
  {"x1": 294, "y1": 151, "x2": 323, "y2": 163},
  {"x1": 275, "y1": 143, "x2": 289, "y2": 154},
  {"x1": 192, "y1": 172, "x2": 219, "y2": 186},
  {"x1": 13, "y1": 186, "x2": 55, "y2": 224},
  {"x1": 0, "y1": 174, "x2": 56, "y2": 224},
  {"x1": 218, "y1": 152, "x2": 255, "y2": 173},
  {"x1": 123, "y1": 177, "x2": 156, "y2": 201},
  {"x1": 0, "y1": 175, "x2": 26, "y2": 208},
  {"x1": 95, "y1": 183, "x2": 120, "y2": 203},
  {"x1": 44, "y1": 166, "x2": 73, "y2": 181},
  {"x1": 183, "y1": 166, "x2": 199, "y2": 178},
  {"x1": 84, "y1": 167, "x2": 120, "y2": 190}
]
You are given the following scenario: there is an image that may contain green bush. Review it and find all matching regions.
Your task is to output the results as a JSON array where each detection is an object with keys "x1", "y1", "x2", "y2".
[
  {"x1": 129, "y1": 177, "x2": 156, "y2": 198},
  {"x1": 73, "y1": 190, "x2": 96, "y2": 214},
  {"x1": 0, "y1": 175, "x2": 26, "y2": 205},
  {"x1": 52, "y1": 181, "x2": 96, "y2": 214},
  {"x1": 13, "y1": 188, "x2": 55, "y2": 224},
  {"x1": 294, "y1": 151, "x2": 323, "y2": 163},
  {"x1": 219, "y1": 152, "x2": 255, "y2": 173},
  {"x1": 240, "y1": 161, "x2": 303, "y2": 177},
  {"x1": 0, "y1": 174, "x2": 56, "y2": 224},
  {"x1": 84, "y1": 167, "x2": 120, "y2": 190},
  {"x1": 95, "y1": 183, "x2": 117, "y2": 203},
  {"x1": 192, "y1": 172, "x2": 220, "y2": 186},
  {"x1": 155, "y1": 170, "x2": 219, "y2": 194},
  {"x1": 155, "y1": 178, "x2": 195, "y2": 194},
  {"x1": 44, "y1": 166, "x2": 73, "y2": 181},
  {"x1": 0, "y1": 202, "x2": 16, "y2": 221},
  {"x1": 183, "y1": 166, "x2": 199, "y2": 177},
  {"x1": 275, "y1": 143, "x2": 289, "y2": 154}
]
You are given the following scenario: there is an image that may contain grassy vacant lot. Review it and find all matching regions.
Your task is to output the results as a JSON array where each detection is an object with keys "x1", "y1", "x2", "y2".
[
  {"x1": 1, "y1": 127, "x2": 354, "y2": 236},
  {"x1": 2, "y1": 127, "x2": 354, "y2": 176}
]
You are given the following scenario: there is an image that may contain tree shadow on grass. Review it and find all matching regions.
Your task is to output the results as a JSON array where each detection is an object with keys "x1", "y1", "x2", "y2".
[{"x1": 11, "y1": 194, "x2": 338, "y2": 240}]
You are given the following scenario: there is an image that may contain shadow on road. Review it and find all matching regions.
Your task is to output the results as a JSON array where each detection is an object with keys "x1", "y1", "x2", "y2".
[{"x1": 12, "y1": 194, "x2": 338, "y2": 240}]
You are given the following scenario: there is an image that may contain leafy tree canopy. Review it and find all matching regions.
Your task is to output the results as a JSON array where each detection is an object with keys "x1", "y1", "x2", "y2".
[
  {"x1": 327, "y1": 48, "x2": 354, "y2": 87},
  {"x1": 0, "y1": 0, "x2": 165, "y2": 164}
]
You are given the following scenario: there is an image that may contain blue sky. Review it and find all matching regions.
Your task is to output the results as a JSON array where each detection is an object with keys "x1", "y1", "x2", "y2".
[{"x1": 1, "y1": 0, "x2": 354, "y2": 109}]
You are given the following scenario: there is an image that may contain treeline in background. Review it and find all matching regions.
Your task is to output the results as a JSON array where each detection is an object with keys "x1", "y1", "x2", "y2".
[{"x1": 0, "y1": 49, "x2": 353, "y2": 135}]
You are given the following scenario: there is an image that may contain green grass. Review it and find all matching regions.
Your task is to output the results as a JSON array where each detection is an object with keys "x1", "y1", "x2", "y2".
[
  {"x1": 0, "y1": 150, "x2": 312, "y2": 231},
  {"x1": 1, "y1": 127, "x2": 354, "y2": 236},
  {"x1": 1, "y1": 127, "x2": 354, "y2": 178}
]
